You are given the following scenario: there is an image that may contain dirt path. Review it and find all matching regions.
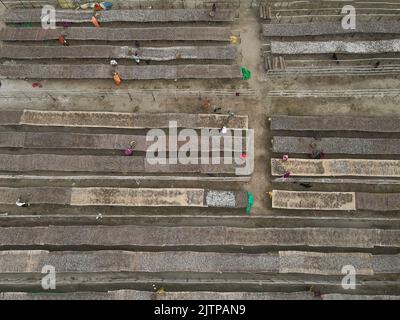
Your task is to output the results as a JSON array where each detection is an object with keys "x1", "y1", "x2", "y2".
[{"x1": 237, "y1": 8, "x2": 270, "y2": 212}]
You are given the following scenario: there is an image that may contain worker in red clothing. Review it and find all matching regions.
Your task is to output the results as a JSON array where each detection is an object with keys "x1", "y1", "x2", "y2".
[
  {"x1": 58, "y1": 35, "x2": 69, "y2": 46},
  {"x1": 94, "y1": 3, "x2": 102, "y2": 11}
]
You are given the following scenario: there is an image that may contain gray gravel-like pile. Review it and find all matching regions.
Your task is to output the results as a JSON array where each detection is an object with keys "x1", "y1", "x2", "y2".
[
  {"x1": 0, "y1": 27, "x2": 232, "y2": 41},
  {"x1": 372, "y1": 255, "x2": 400, "y2": 274},
  {"x1": 5, "y1": 9, "x2": 235, "y2": 23},
  {"x1": 0, "y1": 154, "x2": 145, "y2": 173},
  {"x1": 271, "y1": 40, "x2": 400, "y2": 55},
  {"x1": 205, "y1": 190, "x2": 237, "y2": 207},
  {"x1": 0, "y1": 251, "x2": 280, "y2": 273},
  {"x1": 270, "y1": 115, "x2": 400, "y2": 132},
  {"x1": 0, "y1": 251, "x2": 396, "y2": 275},
  {"x1": 272, "y1": 137, "x2": 400, "y2": 155},
  {"x1": 0, "y1": 64, "x2": 242, "y2": 80},
  {"x1": 13, "y1": 110, "x2": 248, "y2": 129},
  {"x1": 279, "y1": 251, "x2": 374, "y2": 275},
  {"x1": 0, "y1": 45, "x2": 237, "y2": 61},
  {"x1": 0, "y1": 291, "x2": 315, "y2": 300},
  {"x1": 2, "y1": 226, "x2": 397, "y2": 248},
  {"x1": 263, "y1": 21, "x2": 400, "y2": 37}
]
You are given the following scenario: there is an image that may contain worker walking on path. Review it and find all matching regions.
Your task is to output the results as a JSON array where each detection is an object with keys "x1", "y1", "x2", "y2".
[
  {"x1": 124, "y1": 140, "x2": 136, "y2": 156},
  {"x1": 210, "y1": 3, "x2": 217, "y2": 17},
  {"x1": 283, "y1": 171, "x2": 291, "y2": 180},
  {"x1": 310, "y1": 142, "x2": 325, "y2": 159},
  {"x1": 16, "y1": 197, "x2": 29, "y2": 207},
  {"x1": 213, "y1": 107, "x2": 222, "y2": 114},
  {"x1": 133, "y1": 52, "x2": 140, "y2": 64},
  {"x1": 219, "y1": 126, "x2": 228, "y2": 134},
  {"x1": 332, "y1": 53, "x2": 339, "y2": 64},
  {"x1": 227, "y1": 111, "x2": 235, "y2": 118},
  {"x1": 124, "y1": 148, "x2": 133, "y2": 156}
]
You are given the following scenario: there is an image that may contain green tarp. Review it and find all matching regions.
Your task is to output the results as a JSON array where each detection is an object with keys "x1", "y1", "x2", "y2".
[
  {"x1": 241, "y1": 67, "x2": 251, "y2": 80},
  {"x1": 246, "y1": 191, "x2": 253, "y2": 215}
]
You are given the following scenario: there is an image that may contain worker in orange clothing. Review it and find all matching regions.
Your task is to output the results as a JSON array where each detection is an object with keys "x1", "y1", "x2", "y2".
[
  {"x1": 113, "y1": 72, "x2": 121, "y2": 86},
  {"x1": 91, "y1": 15, "x2": 100, "y2": 27}
]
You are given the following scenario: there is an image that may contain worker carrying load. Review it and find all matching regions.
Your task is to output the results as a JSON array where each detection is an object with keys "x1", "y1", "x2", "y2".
[{"x1": 113, "y1": 72, "x2": 121, "y2": 86}]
